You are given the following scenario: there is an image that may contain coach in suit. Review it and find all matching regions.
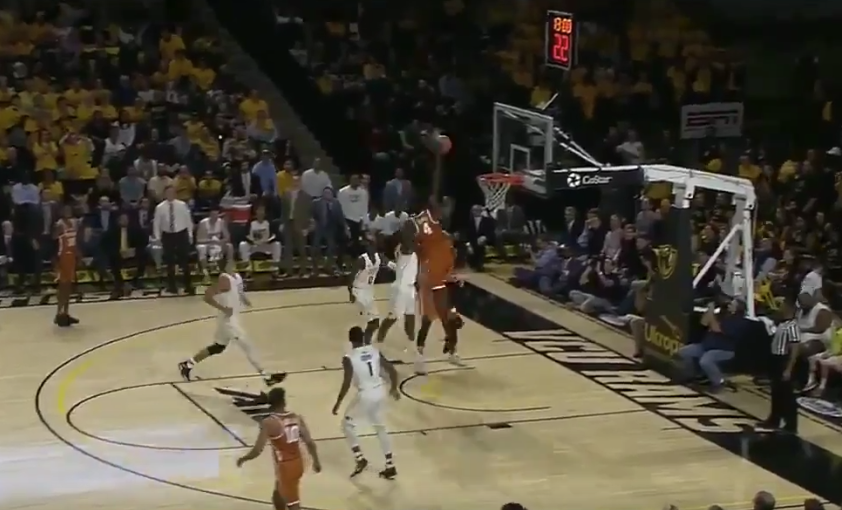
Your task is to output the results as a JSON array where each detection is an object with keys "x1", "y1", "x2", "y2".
[
  {"x1": 281, "y1": 176, "x2": 313, "y2": 274},
  {"x1": 312, "y1": 187, "x2": 347, "y2": 273},
  {"x1": 153, "y1": 185, "x2": 194, "y2": 294},
  {"x1": 464, "y1": 205, "x2": 495, "y2": 271},
  {"x1": 382, "y1": 168, "x2": 413, "y2": 213},
  {"x1": 104, "y1": 211, "x2": 150, "y2": 294}
]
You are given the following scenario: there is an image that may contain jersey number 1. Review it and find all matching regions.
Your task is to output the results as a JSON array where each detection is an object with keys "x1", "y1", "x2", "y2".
[{"x1": 366, "y1": 361, "x2": 374, "y2": 376}]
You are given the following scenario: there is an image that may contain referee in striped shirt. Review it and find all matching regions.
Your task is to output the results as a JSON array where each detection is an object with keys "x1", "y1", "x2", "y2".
[{"x1": 756, "y1": 295, "x2": 801, "y2": 433}]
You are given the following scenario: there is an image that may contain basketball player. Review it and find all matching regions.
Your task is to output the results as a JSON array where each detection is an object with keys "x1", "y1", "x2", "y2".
[
  {"x1": 414, "y1": 199, "x2": 464, "y2": 370},
  {"x1": 331, "y1": 326, "x2": 400, "y2": 479},
  {"x1": 178, "y1": 255, "x2": 286, "y2": 386},
  {"x1": 195, "y1": 208, "x2": 233, "y2": 278},
  {"x1": 54, "y1": 203, "x2": 79, "y2": 327},
  {"x1": 239, "y1": 205, "x2": 281, "y2": 276},
  {"x1": 237, "y1": 387, "x2": 322, "y2": 510},
  {"x1": 375, "y1": 221, "x2": 418, "y2": 360},
  {"x1": 348, "y1": 235, "x2": 381, "y2": 344}
]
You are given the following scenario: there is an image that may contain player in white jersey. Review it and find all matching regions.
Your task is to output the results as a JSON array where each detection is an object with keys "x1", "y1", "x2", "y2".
[
  {"x1": 348, "y1": 236, "x2": 382, "y2": 343},
  {"x1": 331, "y1": 326, "x2": 400, "y2": 479},
  {"x1": 178, "y1": 255, "x2": 286, "y2": 386},
  {"x1": 375, "y1": 224, "x2": 418, "y2": 352},
  {"x1": 196, "y1": 208, "x2": 234, "y2": 278}
]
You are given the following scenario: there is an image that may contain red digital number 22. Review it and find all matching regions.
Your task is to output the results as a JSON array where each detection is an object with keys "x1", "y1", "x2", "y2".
[{"x1": 552, "y1": 33, "x2": 569, "y2": 65}]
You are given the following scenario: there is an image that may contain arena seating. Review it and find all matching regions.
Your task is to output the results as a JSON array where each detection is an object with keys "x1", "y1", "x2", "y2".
[{"x1": 0, "y1": 5, "x2": 304, "y2": 291}]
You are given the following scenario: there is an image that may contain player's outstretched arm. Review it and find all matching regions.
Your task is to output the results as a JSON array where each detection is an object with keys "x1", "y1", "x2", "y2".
[
  {"x1": 297, "y1": 416, "x2": 322, "y2": 473},
  {"x1": 379, "y1": 353, "x2": 401, "y2": 400},
  {"x1": 236, "y1": 420, "x2": 268, "y2": 467},
  {"x1": 331, "y1": 356, "x2": 354, "y2": 415}
]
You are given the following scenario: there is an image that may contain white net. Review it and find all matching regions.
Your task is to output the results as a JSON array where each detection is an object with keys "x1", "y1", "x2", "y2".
[{"x1": 477, "y1": 175, "x2": 514, "y2": 213}]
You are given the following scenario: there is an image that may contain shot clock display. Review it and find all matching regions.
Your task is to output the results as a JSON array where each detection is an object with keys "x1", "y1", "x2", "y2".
[{"x1": 545, "y1": 10, "x2": 577, "y2": 70}]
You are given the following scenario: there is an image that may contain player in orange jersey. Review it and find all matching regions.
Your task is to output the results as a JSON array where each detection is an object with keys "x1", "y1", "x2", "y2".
[
  {"x1": 54, "y1": 204, "x2": 79, "y2": 327},
  {"x1": 413, "y1": 198, "x2": 465, "y2": 372},
  {"x1": 237, "y1": 387, "x2": 322, "y2": 510}
]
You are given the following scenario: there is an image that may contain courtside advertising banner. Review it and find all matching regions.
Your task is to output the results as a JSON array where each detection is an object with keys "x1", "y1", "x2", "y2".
[{"x1": 679, "y1": 102, "x2": 744, "y2": 140}]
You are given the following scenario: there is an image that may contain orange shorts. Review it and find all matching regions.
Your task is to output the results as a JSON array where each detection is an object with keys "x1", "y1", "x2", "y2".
[
  {"x1": 419, "y1": 285, "x2": 448, "y2": 320},
  {"x1": 275, "y1": 459, "x2": 304, "y2": 506},
  {"x1": 57, "y1": 255, "x2": 75, "y2": 283}
]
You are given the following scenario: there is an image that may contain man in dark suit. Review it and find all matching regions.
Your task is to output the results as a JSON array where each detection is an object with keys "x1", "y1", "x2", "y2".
[
  {"x1": 312, "y1": 187, "x2": 347, "y2": 273},
  {"x1": 561, "y1": 206, "x2": 585, "y2": 248},
  {"x1": 280, "y1": 176, "x2": 313, "y2": 275},
  {"x1": 104, "y1": 211, "x2": 150, "y2": 295},
  {"x1": 463, "y1": 205, "x2": 495, "y2": 271}
]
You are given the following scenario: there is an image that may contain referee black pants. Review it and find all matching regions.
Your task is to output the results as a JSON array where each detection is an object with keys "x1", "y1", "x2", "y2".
[
  {"x1": 161, "y1": 230, "x2": 192, "y2": 292},
  {"x1": 767, "y1": 354, "x2": 798, "y2": 431}
]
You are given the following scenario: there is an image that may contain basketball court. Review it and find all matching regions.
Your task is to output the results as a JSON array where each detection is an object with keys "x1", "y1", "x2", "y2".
[{"x1": 3, "y1": 275, "x2": 841, "y2": 510}]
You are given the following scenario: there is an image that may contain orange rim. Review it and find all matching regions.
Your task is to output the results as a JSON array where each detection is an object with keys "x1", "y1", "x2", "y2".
[{"x1": 479, "y1": 173, "x2": 523, "y2": 185}]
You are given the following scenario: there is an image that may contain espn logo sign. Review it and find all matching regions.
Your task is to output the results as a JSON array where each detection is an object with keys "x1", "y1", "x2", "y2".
[{"x1": 679, "y1": 102, "x2": 744, "y2": 140}]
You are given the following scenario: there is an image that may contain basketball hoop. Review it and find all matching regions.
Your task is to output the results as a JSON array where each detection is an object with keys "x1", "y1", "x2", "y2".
[{"x1": 477, "y1": 173, "x2": 523, "y2": 212}]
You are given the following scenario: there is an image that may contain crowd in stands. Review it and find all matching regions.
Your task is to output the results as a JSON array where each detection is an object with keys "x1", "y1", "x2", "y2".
[
  {"x1": 499, "y1": 0, "x2": 842, "y2": 399},
  {"x1": 0, "y1": 4, "x2": 328, "y2": 294}
]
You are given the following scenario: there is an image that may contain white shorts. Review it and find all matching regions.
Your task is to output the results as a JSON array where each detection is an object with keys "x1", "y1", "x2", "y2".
[
  {"x1": 344, "y1": 386, "x2": 386, "y2": 426},
  {"x1": 388, "y1": 285, "x2": 416, "y2": 318},
  {"x1": 353, "y1": 287, "x2": 379, "y2": 321},
  {"x1": 198, "y1": 243, "x2": 223, "y2": 261},
  {"x1": 215, "y1": 316, "x2": 246, "y2": 346}
]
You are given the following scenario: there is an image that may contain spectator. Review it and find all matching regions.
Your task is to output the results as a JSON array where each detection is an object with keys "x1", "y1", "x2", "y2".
[
  {"x1": 337, "y1": 174, "x2": 369, "y2": 254},
  {"x1": 602, "y1": 214, "x2": 624, "y2": 261},
  {"x1": 102, "y1": 126, "x2": 128, "y2": 168},
  {"x1": 252, "y1": 150, "x2": 278, "y2": 199},
  {"x1": 148, "y1": 166, "x2": 174, "y2": 203},
  {"x1": 11, "y1": 174, "x2": 39, "y2": 206},
  {"x1": 276, "y1": 159, "x2": 298, "y2": 196},
  {"x1": 173, "y1": 166, "x2": 196, "y2": 206},
  {"x1": 677, "y1": 299, "x2": 750, "y2": 391},
  {"x1": 382, "y1": 167, "x2": 413, "y2": 213},
  {"x1": 247, "y1": 110, "x2": 277, "y2": 143},
  {"x1": 568, "y1": 257, "x2": 627, "y2": 314},
  {"x1": 494, "y1": 199, "x2": 527, "y2": 260},
  {"x1": 464, "y1": 205, "x2": 494, "y2": 271},
  {"x1": 312, "y1": 187, "x2": 347, "y2": 274},
  {"x1": 300, "y1": 158, "x2": 332, "y2": 199},
  {"x1": 118, "y1": 166, "x2": 147, "y2": 206},
  {"x1": 280, "y1": 176, "x2": 313, "y2": 275},
  {"x1": 582, "y1": 209, "x2": 608, "y2": 258},
  {"x1": 513, "y1": 239, "x2": 561, "y2": 296}
]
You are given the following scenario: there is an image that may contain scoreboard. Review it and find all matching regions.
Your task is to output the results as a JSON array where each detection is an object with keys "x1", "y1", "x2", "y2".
[{"x1": 544, "y1": 10, "x2": 578, "y2": 71}]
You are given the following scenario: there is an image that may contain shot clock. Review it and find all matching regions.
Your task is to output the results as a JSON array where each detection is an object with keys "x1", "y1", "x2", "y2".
[{"x1": 544, "y1": 10, "x2": 577, "y2": 70}]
